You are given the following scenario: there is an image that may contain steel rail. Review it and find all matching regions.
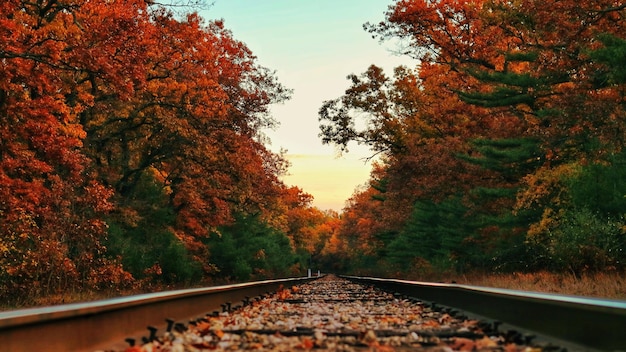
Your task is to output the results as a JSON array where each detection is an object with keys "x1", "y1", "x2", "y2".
[
  {"x1": 0, "y1": 276, "x2": 317, "y2": 352},
  {"x1": 343, "y1": 275, "x2": 626, "y2": 351}
]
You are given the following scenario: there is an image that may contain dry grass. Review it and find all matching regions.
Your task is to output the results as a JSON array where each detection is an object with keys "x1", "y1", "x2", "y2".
[
  {"x1": 3, "y1": 282, "x2": 206, "y2": 311},
  {"x1": 450, "y1": 271, "x2": 626, "y2": 300},
  {"x1": 3, "y1": 289, "x2": 128, "y2": 311}
]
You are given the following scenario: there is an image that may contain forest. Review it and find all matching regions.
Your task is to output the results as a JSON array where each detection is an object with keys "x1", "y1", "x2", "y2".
[
  {"x1": 1, "y1": 0, "x2": 626, "y2": 306},
  {"x1": 317, "y1": 0, "x2": 626, "y2": 279},
  {"x1": 0, "y1": 0, "x2": 340, "y2": 305}
]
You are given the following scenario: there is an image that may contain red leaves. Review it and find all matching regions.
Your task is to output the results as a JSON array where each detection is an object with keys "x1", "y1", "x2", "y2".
[
  {"x1": 124, "y1": 347, "x2": 144, "y2": 352},
  {"x1": 0, "y1": 0, "x2": 252, "y2": 300},
  {"x1": 319, "y1": 0, "x2": 626, "y2": 277},
  {"x1": 450, "y1": 336, "x2": 499, "y2": 351},
  {"x1": 295, "y1": 337, "x2": 314, "y2": 349},
  {"x1": 2, "y1": 0, "x2": 296, "y2": 301},
  {"x1": 276, "y1": 285, "x2": 292, "y2": 301}
]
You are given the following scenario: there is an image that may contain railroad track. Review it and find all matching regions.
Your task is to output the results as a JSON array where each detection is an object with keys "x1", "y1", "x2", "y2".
[
  {"x1": 344, "y1": 276, "x2": 626, "y2": 352},
  {"x1": 0, "y1": 276, "x2": 316, "y2": 352},
  {"x1": 1, "y1": 275, "x2": 625, "y2": 351}
]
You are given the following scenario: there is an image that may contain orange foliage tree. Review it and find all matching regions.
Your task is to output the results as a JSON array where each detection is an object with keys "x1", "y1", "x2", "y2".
[
  {"x1": 319, "y1": 0, "x2": 626, "y2": 275},
  {"x1": 0, "y1": 0, "x2": 133, "y2": 300},
  {"x1": 1, "y1": 0, "x2": 296, "y2": 302},
  {"x1": 268, "y1": 186, "x2": 341, "y2": 270}
]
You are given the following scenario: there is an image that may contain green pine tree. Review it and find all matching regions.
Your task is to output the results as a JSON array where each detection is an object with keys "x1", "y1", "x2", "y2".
[
  {"x1": 589, "y1": 33, "x2": 626, "y2": 85},
  {"x1": 387, "y1": 197, "x2": 472, "y2": 272}
]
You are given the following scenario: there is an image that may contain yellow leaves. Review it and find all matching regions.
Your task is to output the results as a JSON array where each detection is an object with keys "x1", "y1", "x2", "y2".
[
  {"x1": 527, "y1": 207, "x2": 561, "y2": 239},
  {"x1": 515, "y1": 163, "x2": 583, "y2": 242},
  {"x1": 515, "y1": 163, "x2": 580, "y2": 212},
  {"x1": 0, "y1": 241, "x2": 9, "y2": 254}
]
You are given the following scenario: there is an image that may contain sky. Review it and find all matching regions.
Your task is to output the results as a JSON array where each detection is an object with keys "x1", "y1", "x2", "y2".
[{"x1": 201, "y1": 0, "x2": 415, "y2": 211}]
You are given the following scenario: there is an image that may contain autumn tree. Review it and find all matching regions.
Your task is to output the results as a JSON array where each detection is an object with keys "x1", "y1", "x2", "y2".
[
  {"x1": 370, "y1": 0, "x2": 626, "y2": 163},
  {"x1": 319, "y1": 65, "x2": 489, "y2": 223},
  {"x1": 1, "y1": 0, "x2": 296, "y2": 302},
  {"x1": 70, "y1": 2, "x2": 291, "y2": 278},
  {"x1": 322, "y1": 0, "x2": 626, "y2": 275},
  {"x1": 318, "y1": 61, "x2": 525, "y2": 273},
  {"x1": 0, "y1": 0, "x2": 133, "y2": 302},
  {"x1": 258, "y1": 185, "x2": 343, "y2": 274},
  {"x1": 319, "y1": 187, "x2": 378, "y2": 274},
  {"x1": 77, "y1": 7, "x2": 289, "y2": 227}
]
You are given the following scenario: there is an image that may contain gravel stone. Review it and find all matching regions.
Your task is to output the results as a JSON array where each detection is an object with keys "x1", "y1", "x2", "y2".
[{"x1": 104, "y1": 275, "x2": 559, "y2": 351}]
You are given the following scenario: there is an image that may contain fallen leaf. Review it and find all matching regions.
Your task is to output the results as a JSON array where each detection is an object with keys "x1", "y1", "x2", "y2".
[
  {"x1": 504, "y1": 343, "x2": 519, "y2": 352},
  {"x1": 213, "y1": 329, "x2": 224, "y2": 339},
  {"x1": 476, "y1": 336, "x2": 498, "y2": 348},
  {"x1": 449, "y1": 337, "x2": 475, "y2": 351},
  {"x1": 298, "y1": 337, "x2": 314, "y2": 349},
  {"x1": 375, "y1": 345, "x2": 396, "y2": 352},
  {"x1": 124, "y1": 347, "x2": 144, "y2": 352}
]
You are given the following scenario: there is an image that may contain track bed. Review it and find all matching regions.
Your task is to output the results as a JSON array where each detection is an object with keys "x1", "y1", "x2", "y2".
[{"x1": 108, "y1": 275, "x2": 565, "y2": 351}]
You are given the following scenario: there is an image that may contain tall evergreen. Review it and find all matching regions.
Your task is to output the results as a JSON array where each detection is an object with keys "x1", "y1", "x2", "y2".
[
  {"x1": 387, "y1": 197, "x2": 472, "y2": 272},
  {"x1": 460, "y1": 138, "x2": 543, "y2": 182},
  {"x1": 589, "y1": 34, "x2": 626, "y2": 85}
]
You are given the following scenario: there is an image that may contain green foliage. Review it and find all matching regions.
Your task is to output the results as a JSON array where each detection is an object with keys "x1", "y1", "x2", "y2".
[
  {"x1": 457, "y1": 87, "x2": 535, "y2": 108},
  {"x1": 523, "y1": 151, "x2": 626, "y2": 273},
  {"x1": 466, "y1": 69, "x2": 541, "y2": 88},
  {"x1": 456, "y1": 51, "x2": 545, "y2": 108},
  {"x1": 206, "y1": 214, "x2": 304, "y2": 281},
  {"x1": 461, "y1": 138, "x2": 543, "y2": 180},
  {"x1": 473, "y1": 216, "x2": 539, "y2": 272},
  {"x1": 340, "y1": 254, "x2": 390, "y2": 277},
  {"x1": 504, "y1": 51, "x2": 539, "y2": 62},
  {"x1": 456, "y1": 137, "x2": 545, "y2": 272},
  {"x1": 386, "y1": 197, "x2": 473, "y2": 272},
  {"x1": 589, "y1": 33, "x2": 626, "y2": 85},
  {"x1": 471, "y1": 187, "x2": 517, "y2": 199},
  {"x1": 543, "y1": 208, "x2": 626, "y2": 273},
  {"x1": 566, "y1": 152, "x2": 626, "y2": 216},
  {"x1": 105, "y1": 171, "x2": 202, "y2": 285},
  {"x1": 370, "y1": 178, "x2": 389, "y2": 202}
]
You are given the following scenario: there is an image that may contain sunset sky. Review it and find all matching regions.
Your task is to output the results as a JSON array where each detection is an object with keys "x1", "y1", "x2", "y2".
[{"x1": 203, "y1": 0, "x2": 415, "y2": 211}]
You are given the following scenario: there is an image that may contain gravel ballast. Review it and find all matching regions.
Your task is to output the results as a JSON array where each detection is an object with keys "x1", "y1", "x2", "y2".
[{"x1": 107, "y1": 275, "x2": 562, "y2": 351}]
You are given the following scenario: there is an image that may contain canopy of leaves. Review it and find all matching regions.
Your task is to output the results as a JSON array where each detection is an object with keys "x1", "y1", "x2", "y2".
[
  {"x1": 0, "y1": 0, "x2": 312, "y2": 304},
  {"x1": 318, "y1": 0, "x2": 626, "y2": 277}
]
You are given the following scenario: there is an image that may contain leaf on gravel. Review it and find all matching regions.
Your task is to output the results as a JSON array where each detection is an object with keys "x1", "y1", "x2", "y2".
[
  {"x1": 124, "y1": 347, "x2": 144, "y2": 352},
  {"x1": 296, "y1": 337, "x2": 314, "y2": 349},
  {"x1": 450, "y1": 337, "x2": 475, "y2": 351},
  {"x1": 476, "y1": 336, "x2": 498, "y2": 348},
  {"x1": 213, "y1": 329, "x2": 224, "y2": 339}
]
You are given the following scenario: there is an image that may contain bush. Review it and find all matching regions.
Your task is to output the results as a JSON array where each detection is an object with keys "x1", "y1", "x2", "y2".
[
  {"x1": 550, "y1": 208, "x2": 626, "y2": 273},
  {"x1": 206, "y1": 214, "x2": 305, "y2": 281}
]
